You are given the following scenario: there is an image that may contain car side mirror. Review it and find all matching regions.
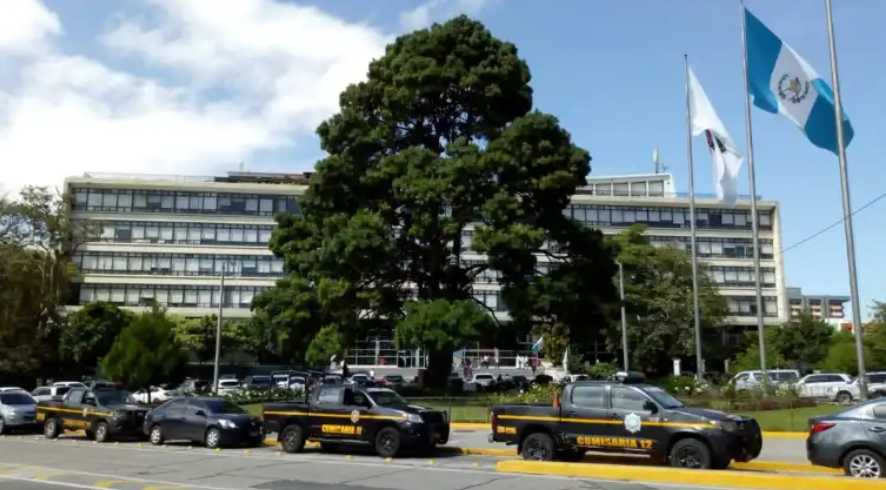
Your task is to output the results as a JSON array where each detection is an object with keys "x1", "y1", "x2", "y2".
[
  {"x1": 195, "y1": 410, "x2": 206, "y2": 417},
  {"x1": 84, "y1": 398, "x2": 96, "y2": 406},
  {"x1": 643, "y1": 401, "x2": 658, "y2": 414}
]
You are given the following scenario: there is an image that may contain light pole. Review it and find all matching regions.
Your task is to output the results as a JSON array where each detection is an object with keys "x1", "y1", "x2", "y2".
[
  {"x1": 618, "y1": 261, "x2": 629, "y2": 372},
  {"x1": 212, "y1": 263, "x2": 226, "y2": 393}
]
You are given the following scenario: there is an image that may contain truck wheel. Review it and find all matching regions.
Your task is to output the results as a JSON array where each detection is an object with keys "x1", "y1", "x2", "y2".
[
  {"x1": 44, "y1": 418, "x2": 60, "y2": 439},
  {"x1": 669, "y1": 438, "x2": 712, "y2": 469},
  {"x1": 375, "y1": 427, "x2": 401, "y2": 458},
  {"x1": 94, "y1": 422, "x2": 110, "y2": 443},
  {"x1": 521, "y1": 433, "x2": 555, "y2": 461},
  {"x1": 836, "y1": 391, "x2": 853, "y2": 404},
  {"x1": 843, "y1": 449, "x2": 885, "y2": 478},
  {"x1": 280, "y1": 425, "x2": 306, "y2": 454}
]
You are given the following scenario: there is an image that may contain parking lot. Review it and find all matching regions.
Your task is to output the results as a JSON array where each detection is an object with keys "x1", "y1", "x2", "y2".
[{"x1": 0, "y1": 433, "x2": 816, "y2": 490}]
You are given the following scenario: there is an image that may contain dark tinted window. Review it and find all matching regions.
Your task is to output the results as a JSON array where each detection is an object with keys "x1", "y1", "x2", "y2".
[
  {"x1": 32, "y1": 388, "x2": 49, "y2": 396},
  {"x1": 162, "y1": 398, "x2": 187, "y2": 415},
  {"x1": 870, "y1": 374, "x2": 886, "y2": 384},
  {"x1": 95, "y1": 390, "x2": 136, "y2": 405},
  {"x1": 317, "y1": 387, "x2": 342, "y2": 405},
  {"x1": 203, "y1": 400, "x2": 246, "y2": 414},
  {"x1": 0, "y1": 393, "x2": 35, "y2": 404},
  {"x1": 611, "y1": 387, "x2": 652, "y2": 412},
  {"x1": 56, "y1": 387, "x2": 70, "y2": 396},
  {"x1": 343, "y1": 389, "x2": 368, "y2": 406},
  {"x1": 571, "y1": 386, "x2": 605, "y2": 408}
]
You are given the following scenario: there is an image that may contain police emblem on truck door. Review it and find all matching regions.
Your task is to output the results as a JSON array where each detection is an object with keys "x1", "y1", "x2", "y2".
[
  {"x1": 350, "y1": 410, "x2": 360, "y2": 424},
  {"x1": 624, "y1": 413, "x2": 642, "y2": 434}
]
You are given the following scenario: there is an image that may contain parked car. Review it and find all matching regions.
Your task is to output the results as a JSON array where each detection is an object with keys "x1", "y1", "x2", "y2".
[
  {"x1": 30, "y1": 386, "x2": 72, "y2": 402},
  {"x1": 471, "y1": 373, "x2": 496, "y2": 390},
  {"x1": 796, "y1": 373, "x2": 852, "y2": 398},
  {"x1": 0, "y1": 387, "x2": 27, "y2": 393},
  {"x1": 346, "y1": 373, "x2": 375, "y2": 387},
  {"x1": 829, "y1": 373, "x2": 886, "y2": 404},
  {"x1": 807, "y1": 398, "x2": 886, "y2": 478},
  {"x1": 0, "y1": 391, "x2": 38, "y2": 434},
  {"x1": 143, "y1": 397, "x2": 262, "y2": 449},
  {"x1": 37, "y1": 387, "x2": 149, "y2": 442},
  {"x1": 378, "y1": 374, "x2": 405, "y2": 388},
  {"x1": 242, "y1": 375, "x2": 273, "y2": 390},
  {"x1": 178, "y1": 379, "x2": 209, "y2": 395},
  {"x1": 132, "y1": 387, "x2": 182, "y2": 404},
  {"x1": 215, "y1": 379, "x2": 242, "y2": 396},
  {"x1": 730, "y1": 369, "x2": 800, "y2": 391},
  {"x1": 51, "y1": 381, "x2": 87, "y2": 389}
]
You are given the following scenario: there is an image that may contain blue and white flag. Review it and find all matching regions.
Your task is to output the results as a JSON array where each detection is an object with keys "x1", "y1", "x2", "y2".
[
  {"x1": 531, "y1": 337, "x2": 543, "y2": 354},
  {"x1": 744, "y1": 7, "x2": 853, "y2": 154}
]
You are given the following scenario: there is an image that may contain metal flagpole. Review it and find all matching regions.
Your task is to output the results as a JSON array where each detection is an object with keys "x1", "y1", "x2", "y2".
[
  {"x1": 825, "y1": 0, "x2": 867, "y2": 401},
  {"x1": 684, "y1": 55, "x2": 705, "y2": 383},
  {"x1": 212, "y1": 263, "x2": 226, "y2": 394},
  {"x1": 739, "y1": 2, "x2": 768, "y2": 383}
]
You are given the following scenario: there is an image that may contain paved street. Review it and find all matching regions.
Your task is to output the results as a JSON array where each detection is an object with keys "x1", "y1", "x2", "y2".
[
  {"x1": 446, "y1": 427, "x2": 808, "y2": 463},
  {"x1": 0, "y1": 434, "x2": 759, "y2": 490}
]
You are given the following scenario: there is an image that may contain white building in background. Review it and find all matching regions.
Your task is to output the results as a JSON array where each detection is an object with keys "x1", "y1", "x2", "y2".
[{"x1": 65, "y1": 171, "x2": 787, "y2": 360}]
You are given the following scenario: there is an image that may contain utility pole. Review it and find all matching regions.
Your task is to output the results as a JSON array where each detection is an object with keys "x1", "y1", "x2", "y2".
[
  {"x1": 212, "y1": 263, "x2": 226, "y2": 393},
  {"x1": 618, "y1": 261, "x2": 629, "y2": 371}
]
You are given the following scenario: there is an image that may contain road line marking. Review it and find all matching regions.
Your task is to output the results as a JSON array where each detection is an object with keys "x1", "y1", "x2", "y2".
[
  {"x1": 0, "y1": 467, "x2": 25, "y2": 474},
  {"x1": 142, "y1": 486, "x2": 187, "y2": 490},
  {"x1": 33, "y1": 472, "x2": 69, "y2": 481},
  {"x1": 96, "y1": 479, "x2": 135, "y2": 488}
]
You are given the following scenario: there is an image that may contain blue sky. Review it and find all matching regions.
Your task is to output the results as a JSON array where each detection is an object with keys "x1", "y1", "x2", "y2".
[{"x1": 3, "y1": 0, "x2": 882, "y2": 318}]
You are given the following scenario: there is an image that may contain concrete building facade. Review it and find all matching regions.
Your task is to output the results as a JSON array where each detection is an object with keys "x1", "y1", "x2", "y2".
[{"x1": 788, "y1": 286, "x2": 850, "y2": 320}]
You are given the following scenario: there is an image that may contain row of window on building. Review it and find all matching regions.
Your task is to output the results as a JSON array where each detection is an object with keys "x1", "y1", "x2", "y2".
[
  {"x1": 74, "y1": 188, "x2": 299, "y2": 216},
  {"x1": 73, "y1": 252, "x2": 284, "y2": 277},
  {"x1": 73, "y1": 188, "x2": 773, "y2": 232},
  {"x1": 78, "y1": 284, "x2": 272, "y2": 308}
]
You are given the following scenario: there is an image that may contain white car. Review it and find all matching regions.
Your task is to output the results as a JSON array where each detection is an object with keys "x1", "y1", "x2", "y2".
[
  {"x1": 51, "y1": 381, "x2": 86, "y2": 389},
  {"x1": 0, "y1": 387, "x2": 26, "y2": 393},
  {"x1": 215, "y1": 379, "x2": 242, "y2": 396},
  {"x1": 795, "y1": 373, "x2": 852, "y2": 398},
  {"x1": 471, "y1": 373, "x2": 495, "y2": 389},
  {"x1": 30, "y1": 386, "x2": 73, "y2": 402},
  {"x1": 730, "y1": 369, "x2": 800, "y2": 391},
  {"x1": 829, "y1": 372, "x2": 886, "y2": 404},
  {"x1": 132, "y1": 387, "x2": 181, "y2": 404}
]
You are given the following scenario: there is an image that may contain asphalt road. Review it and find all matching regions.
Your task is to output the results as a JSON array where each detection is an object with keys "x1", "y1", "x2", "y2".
[
  {"x1": 447, "y1": 427, "x2": 807, "y2": 463},
  {"x1": 0, "y1": 434, "x2": 760, "y2": 490}
]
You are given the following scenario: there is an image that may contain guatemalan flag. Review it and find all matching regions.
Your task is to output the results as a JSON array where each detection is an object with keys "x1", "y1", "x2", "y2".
[{"x1": 744, "y1": 7, "x2": 853, "y2": 154}]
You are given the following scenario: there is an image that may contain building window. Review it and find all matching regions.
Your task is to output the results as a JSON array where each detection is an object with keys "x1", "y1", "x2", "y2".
[
  {"x1": 567, "y1": 204, "x2": 774, "y2": 231},
  {"x1": 70, "y1": 188, "x2": 300, "y2": 217},
  {"x1": 74, "y1": 251, "x2": 284, "y2": 278},
  {"x1": 76, "y1": 284, "x2": 272, "y2": 309},
  {"x1": 726, "y1": 296, "x2": 779, "y2": 317},
  {"x1": 85, "y1": 221, "x2": 276, "y2": 246}
]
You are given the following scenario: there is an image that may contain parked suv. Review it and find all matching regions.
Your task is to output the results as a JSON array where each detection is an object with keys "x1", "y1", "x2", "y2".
[
  {"x1": 829, "y1": 372, "x2": 886, "y2": 404},
  {"x1": 731, "y1": 370, "x2": 800, "y2": 391}
]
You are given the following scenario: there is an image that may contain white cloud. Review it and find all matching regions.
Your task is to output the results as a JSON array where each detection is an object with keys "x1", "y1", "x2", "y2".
[
  {"x1": 399, "y1": 0, "x2": 498, "y2": 31},
  {"x1": 0, "y1": 0, "x2": 393, "y2": 193}
]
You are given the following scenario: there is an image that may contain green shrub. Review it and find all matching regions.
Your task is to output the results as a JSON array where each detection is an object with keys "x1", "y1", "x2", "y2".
[
  {"x1": 221, "y1": 388, "x2": 304, "y2": 405},
  {"x1": 586, "y1": 362, "x2": 618, "y2": 380},
  {"x1": 655, "y1": 375, "x2": 702, "y2": 396},
  {"x1": 491, "y1": 384, "x2": 560, "y2": 405}
]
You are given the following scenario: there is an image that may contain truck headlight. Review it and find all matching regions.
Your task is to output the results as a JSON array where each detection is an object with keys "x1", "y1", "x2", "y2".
[
  {"x1": 219, "y1": 419, "x2": 238, "y2": 429},
  {"x1": 114, "y1": 410, "x2": 128, "y2": 419},
  {"x1": 405, "y1": 413, "x2": 422, "y2": 423},
  {"x1": 717, "y1": 421, "x2": 738, "y2": 432}
]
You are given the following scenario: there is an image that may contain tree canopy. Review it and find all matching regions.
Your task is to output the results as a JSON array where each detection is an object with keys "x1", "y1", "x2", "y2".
[
  {"x1": 609, "y1": 225, "x2": 728, "y2": 373},
  {"x1": 255, "y1": 16, "x2": 618, "y2": 385},
  {"x1": 101, "y1": 307, "x2": 187, "y2": 396},
  {"x1": 771, "y1": 309, "x2": 834, "y2": 368},
  {"x1": 61, "y1": 302, "x2": 131, "y2": 369}
]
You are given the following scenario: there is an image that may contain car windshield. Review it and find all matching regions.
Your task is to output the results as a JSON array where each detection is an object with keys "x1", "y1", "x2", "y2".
[
  {"x1": 369, "y1": 390, "x2": 409, "y2": 408},
  {"x1": 204, "y1": 400, "x2": 247, "y2": 414},
  {"x1": 95, "y1": 390, "x2": 137, "y2": 405},
  {"x1": 644, "y1": 387, "x2": 684, "y2": 409},
  {"x1": 250, "y1": 377, "x2": 272, "y2": 385},
  {"x1": 0, "y1": 393, "x2": 35, "y2": 405},
  {"x1": 385, "y1": 375, "x2": 403, "y2": 382}
]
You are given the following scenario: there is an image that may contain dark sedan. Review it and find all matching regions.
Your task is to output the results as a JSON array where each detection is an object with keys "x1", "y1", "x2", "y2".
[
  {"x1": 807, "y1": 398, "x2": 886, "y2": 478},
  {"x1": 143, "y1": 397, "x2": 263, "y2": 449}
]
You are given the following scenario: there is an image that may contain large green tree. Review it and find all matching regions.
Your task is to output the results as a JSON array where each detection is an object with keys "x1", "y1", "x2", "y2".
[
  {"x1": 609, "y1": 225, "x2": 728, "y2": 374},
  {"x1": 101, "y1": 307, "x2": 187, "y2": 400},
  {"x1": 771, "y1": 309, "x2": 834, "y2": 368},
  {"x1": 0, "y1": 187, "x2": 94, "y2": 378},
  {"x1": 171, "y1": 314, "x2": 247, "y2": 364},
  {"x1": 258, "y1": 16, "x2": 618, "y2": 386},
  {"x1": 60, "y1": 302, "x2": 132, "y2": 370}
]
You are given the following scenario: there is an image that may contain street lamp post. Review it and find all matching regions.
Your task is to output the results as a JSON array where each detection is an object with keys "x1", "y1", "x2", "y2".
[
  {"x1": 618, "y1": 261, "x2": 629, "y2": 372},
  {"x1": 212, "y1": 263, "x2": 226, "y2": 393}
]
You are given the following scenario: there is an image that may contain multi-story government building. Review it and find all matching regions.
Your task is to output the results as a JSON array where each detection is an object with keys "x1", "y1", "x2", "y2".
[{"x1": 65, "y1": 171, "x2": 787, "y2": 364}]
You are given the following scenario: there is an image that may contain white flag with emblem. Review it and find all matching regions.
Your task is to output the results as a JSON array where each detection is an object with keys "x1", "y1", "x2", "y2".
[{"x1": 687, "y1": 65, "x2": 743, "y2": 206}]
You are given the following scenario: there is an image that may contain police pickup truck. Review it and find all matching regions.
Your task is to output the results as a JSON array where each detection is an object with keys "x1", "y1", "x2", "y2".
[
  {"x1": 263, "y1": 385, "x2": 449, "y2": 458},
  {"x1": 37, "y1": 387, "x2": 150, "y2": 443},
  {"x1": 489, "y1": 379, "x2": 762, "y2": 470}
]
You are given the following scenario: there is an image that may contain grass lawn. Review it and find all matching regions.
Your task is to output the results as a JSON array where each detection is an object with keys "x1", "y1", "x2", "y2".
[{"x1": 243, "y1": 402, "x2": 843, "y2": 432}]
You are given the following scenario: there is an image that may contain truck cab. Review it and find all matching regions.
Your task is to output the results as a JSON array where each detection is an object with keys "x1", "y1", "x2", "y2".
[
  {"x1": 263, "y1": 385, "x2": 449, "y2": 458},
  {"x1": 37, "y1": 387, "x2": 150, "y2": 443}
]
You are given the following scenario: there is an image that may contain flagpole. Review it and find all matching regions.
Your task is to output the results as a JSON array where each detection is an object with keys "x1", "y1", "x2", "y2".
[
  {"x1": 684, "y1": 55, "x2": 705, "y2": 384},
  {"x1": 739, "y1": 2, "x2": 768, "y2": 383},
  {"x1": 825, "y1": 0, "x2": 867, "y2": 400}
]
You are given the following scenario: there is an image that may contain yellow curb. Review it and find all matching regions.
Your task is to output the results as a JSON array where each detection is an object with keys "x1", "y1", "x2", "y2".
[
  {"x1": 496, "y1": 460, "x2": 871, "y2": 490},
  {"x1": 732, "y1": 460, "x2": 842, "y2": 475},
  {"x1": 451, "y1": 423, "x2": 491, "y2": 430}
]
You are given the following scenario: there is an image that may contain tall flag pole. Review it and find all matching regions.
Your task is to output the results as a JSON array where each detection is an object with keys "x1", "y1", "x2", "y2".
[
  {"x1": 684, "y1": 55, "x2": 704, "y2": 383},
  {"x1": 824, "y1": 0, "x2": 867, "y2": 400},
  {"x1": 738, "y1": 1, "x2": 768, "y2": 381}
]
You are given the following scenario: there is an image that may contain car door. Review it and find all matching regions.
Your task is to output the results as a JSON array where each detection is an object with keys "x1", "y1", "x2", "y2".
[
  {"x1": 560, "y1": 384, "x2": 609, "y2": 449},
  {"x1": 799, "y1": 375, "x2": 825, "y2": 397},
  {"x1": 864, "y1": 402, "x2": 886, "y2": 447},
  {"x1": 181, "y1": 400, "x2": 209, "y2": 442},
  {"x1": 68, "y1": 389, "x2": 91, "y2": 430},
  {"x1": 310, "y1": 386, "x2": 345, "y2": 439},
  {"x1": 605, "y1": 386, "x2": 661, "y2": 454},
  {"x1": 157, "y1": 399, "x2": 188, "y2": 439}
]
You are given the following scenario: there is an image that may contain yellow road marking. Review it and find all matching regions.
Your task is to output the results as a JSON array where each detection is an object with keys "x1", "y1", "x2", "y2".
[
  {"x1": 96, "y1": 479, "x2": 134, "y2": 488},
  {"x1": 33, "y1": 472, "x2": 68, "y2": 481},
  {"x1": 0, "y1": 467, "x2": 25, "y2": 475},
  {"x1": 142, "y1": 486, "x2": 186, "y2": 490}
]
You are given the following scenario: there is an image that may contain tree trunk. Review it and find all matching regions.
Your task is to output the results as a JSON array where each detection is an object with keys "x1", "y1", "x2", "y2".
[{"x1": 425, "y1": 348, "x2": 453, "y2": 389}]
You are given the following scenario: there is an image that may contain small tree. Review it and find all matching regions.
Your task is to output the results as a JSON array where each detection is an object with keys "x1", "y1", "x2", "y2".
[
  {"x1": 61, "y1": 302, "x2": 131, "y2": 371},
  {"x1": 819, "y1": 330, "x2": 872, "y2": 375},
  {"x1": 173, "y1": 314, "x2": 218, "y2": 364},
  {"x1": 305, "y1": 325, "x2": 344, "y2": 368},
  {"x1": 731, "y1": 329, "x2": 788, "y2": 373},
  {"x1": 771, "y1": 309, "x2": 834, "y2": 368},
  {"x1": 101, "y1": 307, "x2": 187, "y2": 403}
]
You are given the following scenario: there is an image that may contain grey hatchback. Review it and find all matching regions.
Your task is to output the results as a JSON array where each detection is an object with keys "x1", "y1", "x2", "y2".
[{"x1": 807, "y1": 399, "x2": 886, "y2": 478}]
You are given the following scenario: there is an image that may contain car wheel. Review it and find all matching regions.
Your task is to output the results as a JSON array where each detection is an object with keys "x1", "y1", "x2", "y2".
[
  {"x1": 204, "y1": 428, "x2": 222, "y2": 449},
  {"x1": 43, "y1": 418, "x2": 60, "y2": 439},
  {"x1": 836, "y1": 391, "x2": 853, "y2": 404},
  {"x1": 521, "y1": 432, "x2": 555, "y2": 462},
  {"x1": 844, "y1": 449, "x2": 885, "y2": 478},
  {"x1": 150, "y1": 425, "x2": 164, "y2": 446},
  {"x1": 669, "y1": 438, "x2": 712, "y2": 469},
  {"x1": 94, "y1": 422, "x2": 110, "y2": 443},
  {"x1": 280, "y1": 425, "x2": 305, "y2": 454},
  {"x1": 375, "y1": 427, "x2": 401, "y2": 458}
]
